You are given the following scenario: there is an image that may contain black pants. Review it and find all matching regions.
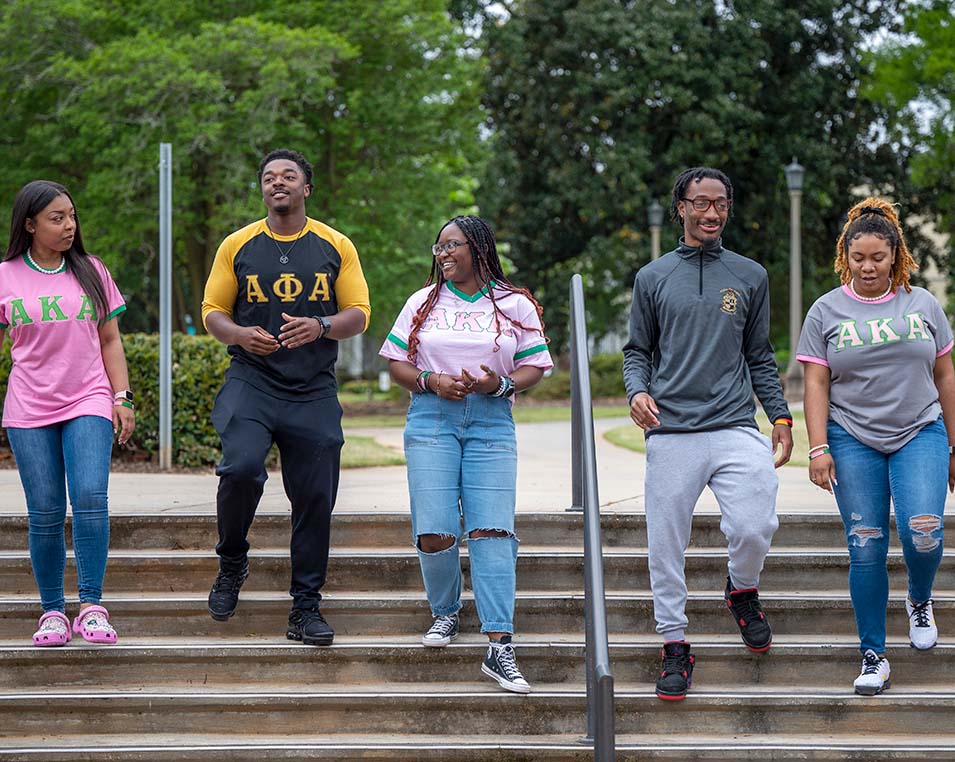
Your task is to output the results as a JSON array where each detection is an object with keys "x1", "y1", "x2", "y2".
[{"x1": 211, "y1": 377, "x2": 344, "y2": 610}]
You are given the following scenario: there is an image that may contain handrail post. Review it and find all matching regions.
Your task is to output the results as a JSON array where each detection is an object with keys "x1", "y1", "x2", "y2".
[{"x1": 569, "y1": 274, "x2": 615, "y2": 760}]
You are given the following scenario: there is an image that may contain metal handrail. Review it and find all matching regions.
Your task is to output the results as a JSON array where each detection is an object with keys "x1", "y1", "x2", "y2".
[{"x1": 569, "y1": 274, "x2": 615, "y2": 760}]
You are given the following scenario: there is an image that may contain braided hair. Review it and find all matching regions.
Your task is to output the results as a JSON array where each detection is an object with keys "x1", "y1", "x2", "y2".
[
  {"x1": 835, "y1": 197, "x2": 917, "y2": 293},
  {"x1": 405, "y1": 215, "x2": 546, "y2": 364},
  {"x1": 669, "y1": 167, "x2": 734, "y2": 222}
]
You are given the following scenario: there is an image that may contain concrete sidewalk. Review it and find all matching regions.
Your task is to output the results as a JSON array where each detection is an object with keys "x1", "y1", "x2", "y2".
[{"x1": 0, "y1": 418, "x2": 848, "y2": 517}]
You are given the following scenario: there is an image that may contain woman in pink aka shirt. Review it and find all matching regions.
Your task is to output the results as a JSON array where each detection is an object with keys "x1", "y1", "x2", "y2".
[
  {"x1": 0, "y1": 180, "x2": 134, "y2": 647},
  {"x1": 379, "y1": 215, "x2": 553, "y2": 693}
]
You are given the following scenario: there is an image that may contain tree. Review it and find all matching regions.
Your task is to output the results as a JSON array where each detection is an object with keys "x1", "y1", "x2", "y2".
[
  {"x1": 866, "y1": 0, "x2": 955, "y2": 290},
  {"x1": 0, "y1": 0, "x2": 484, "y2": 338},
  {"x1": 477, "y1": 0, "x2": 911, "y2": 350}
]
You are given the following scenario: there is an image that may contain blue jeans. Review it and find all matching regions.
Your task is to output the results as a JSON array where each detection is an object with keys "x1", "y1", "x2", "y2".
[
  {"x1": 829, "y1": 418, "x2": 947, "y2": 654},
  {"x1": 404, "y1": 393, "x2": 519, "y2": 634},
  {"x1": 7, "y1": 416, "x2": 113, "y2": 613}
]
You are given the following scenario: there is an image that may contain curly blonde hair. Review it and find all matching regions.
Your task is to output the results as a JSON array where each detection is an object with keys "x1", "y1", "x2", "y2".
[{"x1": 834, "y1": 197, "x2": 917, "y2": 293}]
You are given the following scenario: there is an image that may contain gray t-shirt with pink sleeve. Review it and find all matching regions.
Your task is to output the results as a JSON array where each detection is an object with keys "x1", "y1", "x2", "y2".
[{"x1": 797, "y1": 285, "x2": 953, "y2": 453}]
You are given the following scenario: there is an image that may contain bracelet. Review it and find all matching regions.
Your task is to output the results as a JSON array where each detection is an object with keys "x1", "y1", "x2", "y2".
[
  {"x1": 808, "y1": 447, "x2": 830, "y2": 460},
  {"x1": 490, "y1": 375, "x2": 507, "y2": 398},
  {"x1": 114, "y1": 400, "x2": 135, "y2": 410},
  {"x1": 808, "y1": 443, "x2": 829, "y2": 454},
  {"x1": 773, "y1": 417, "x2": 793, "y2": 427},
  {"x1": 415, "y1": 370, "x2": 432, "y2": 393}
]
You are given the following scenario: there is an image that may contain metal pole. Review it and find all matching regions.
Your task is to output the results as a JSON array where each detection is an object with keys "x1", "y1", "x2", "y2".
[
  {"x1": 158, "y1": 143, "x2": 173, "y2": 470},
  {"x1": 650, "y1": 225, "x2": 661, "y2": 260},
  {"x1": 785, "y1": 188, "x2": 804, "y2": 402}
]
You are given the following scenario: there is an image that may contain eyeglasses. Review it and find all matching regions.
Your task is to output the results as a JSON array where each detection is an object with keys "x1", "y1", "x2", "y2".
[
  {"x1": 432, "y1": 240, "x2": 468, "y2": 257},
  {"x1": 682, "y1": 197, "x2": 731, "y2": 213}
]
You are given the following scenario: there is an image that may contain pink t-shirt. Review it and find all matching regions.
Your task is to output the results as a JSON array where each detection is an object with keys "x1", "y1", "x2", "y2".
[
  {"x1": 0, "y1": 254, "x2": 126, "y2": 427},
  {"x1": 379, "y1": 282, "x2": 553, "y2": 386}
]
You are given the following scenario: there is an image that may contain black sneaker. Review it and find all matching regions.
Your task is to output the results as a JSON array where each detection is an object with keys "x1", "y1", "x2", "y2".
[
  {"x1": 207, "y1": 563, "x2": 249, "y2": 621},
  {"x1": 422, "y1": 614, "x2": 459, "y2": 648},
  {"x1": 287, "y1": 607, "x2": 334, "y2": 646},
  {"x1": 481, "y1": 638, "x2": 531, "y2": 694},
  {"x1": 724, "y1": 576, "x2": 772, "y2": 652},
  {"x1": 656, "y1": 641, "x2": 694, "y2": 701}
]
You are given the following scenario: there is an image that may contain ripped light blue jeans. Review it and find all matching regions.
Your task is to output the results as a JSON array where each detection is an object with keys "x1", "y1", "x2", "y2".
[
  {"x1": 404, "y1": 392, "x2": 519, "y2": 634},
  {"x1": 829, "y1": 418, "x2": 947, "y2": 654}
]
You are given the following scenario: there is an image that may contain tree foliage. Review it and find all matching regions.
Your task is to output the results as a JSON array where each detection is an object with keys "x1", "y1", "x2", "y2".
[
  {"x1": 867, "y1": 0, "x2": 955, "y2": 279},
  {"x1": 477, "y1": 0, "x2": 914, "y2": 348},
  {"x1": 0, "y1": 0, "x2": 483, "y2": 337}
]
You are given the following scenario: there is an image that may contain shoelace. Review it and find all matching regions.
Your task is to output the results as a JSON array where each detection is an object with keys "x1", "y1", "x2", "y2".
[
  {"x1": 911, "y1": 600, "x2": 932, "y2": 628},
  {"x1": 730, "y1": 595, "x2": 765, "y2": 627},
  {"x1": 212, "y1": 570, "x2": 245, "y2": 593},
  {"x1": 861, "y1": 653, "x2": 883, "y2": 675},
  {"x1": 662, "y1": 651, "x2": 689, "y2": 676},
  {"x1": 427, "y1": 616, "x2": 457, "y2": 637},
  {"x1": 495, "y1": 644, "x2": 524, "y2": 680}
]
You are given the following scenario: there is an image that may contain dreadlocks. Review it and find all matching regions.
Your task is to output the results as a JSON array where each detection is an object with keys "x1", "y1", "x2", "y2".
[
  {"x1": 835, "y1": 197, "x2": 917, "y2": 293},
  {"x1": 406, "y1": 215, "x2": 546, "y2": 364},
  {"x1": 669, "y1": 167, "x2": 734, "y2": 222}
]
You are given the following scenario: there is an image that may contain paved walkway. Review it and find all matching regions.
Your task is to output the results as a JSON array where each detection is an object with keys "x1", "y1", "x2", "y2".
[{"x1": 0, "y1": 418, "x2": 848, "y2": 516}]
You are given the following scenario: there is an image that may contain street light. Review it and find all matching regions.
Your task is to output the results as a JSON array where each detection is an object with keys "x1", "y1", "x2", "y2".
[
  {"x1": 784, "y1": 157, "x2": 805, "y2": 403},
  {"x1": 648, "y1": 200, "x2": 664, "y2": 260}
]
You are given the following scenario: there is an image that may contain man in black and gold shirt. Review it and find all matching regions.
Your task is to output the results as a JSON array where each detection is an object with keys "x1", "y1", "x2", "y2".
[{"x1": 201, "y1": 148, "x2": 370, "y2": 645}]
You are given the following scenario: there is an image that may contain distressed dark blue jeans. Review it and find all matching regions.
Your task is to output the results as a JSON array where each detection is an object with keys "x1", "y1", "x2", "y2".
[{"x1": 829, "y1": 418, "x2": 947, "y2": 654}]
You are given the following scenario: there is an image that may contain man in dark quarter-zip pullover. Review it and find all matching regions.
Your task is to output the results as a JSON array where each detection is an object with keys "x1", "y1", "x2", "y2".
[{"x1": 623, "y1": 167, "x2": 794, "y2": 700}]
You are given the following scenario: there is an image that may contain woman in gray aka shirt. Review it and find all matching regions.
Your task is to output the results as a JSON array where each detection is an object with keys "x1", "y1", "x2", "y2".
[{"x1": 797, "y1": 197, "x2": 955, "y2": 697}]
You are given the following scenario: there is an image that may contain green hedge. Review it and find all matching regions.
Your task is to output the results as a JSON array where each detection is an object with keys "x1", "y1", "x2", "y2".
[{"x1": 525, "y1": 352, "x2": 627, "y2": 400}]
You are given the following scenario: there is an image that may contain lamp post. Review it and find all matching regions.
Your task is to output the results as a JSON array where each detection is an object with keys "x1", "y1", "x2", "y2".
[
  {"x1": 648, "y1": 200, "x2": 664, "y2": 260},
  {"x1": 784, "y1": 157, "x2": 805, "y2": 403}
]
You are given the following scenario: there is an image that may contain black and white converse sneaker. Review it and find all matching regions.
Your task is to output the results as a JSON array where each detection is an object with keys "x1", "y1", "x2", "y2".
[
  {"x1": 481, "y1": 637, "x2": 531, "y2": 694},
  {"x1": 422, "y1": 614, "x2": 459, "y2": 647}
]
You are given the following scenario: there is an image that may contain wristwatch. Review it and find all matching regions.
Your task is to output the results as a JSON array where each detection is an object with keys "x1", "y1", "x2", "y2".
[
  {"x1": 312, "y1": 315, "x2": 332, "y2": 338},
  {"x1": 114, "y1": 390, "x2": 134, "y2": 403}
]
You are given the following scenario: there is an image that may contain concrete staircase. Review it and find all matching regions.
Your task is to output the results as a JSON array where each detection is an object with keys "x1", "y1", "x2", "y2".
[{"x1": 0, "y1": 511, "x2": 953, "y2": 760}]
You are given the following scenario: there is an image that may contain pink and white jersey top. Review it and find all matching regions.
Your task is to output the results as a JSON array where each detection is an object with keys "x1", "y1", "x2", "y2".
[
  {"x1": 379, "y1": 281, "x2": 553, "y2": 390},
  {"x1": 0, "y1": 254, "x2": 126, "y2": 428}
]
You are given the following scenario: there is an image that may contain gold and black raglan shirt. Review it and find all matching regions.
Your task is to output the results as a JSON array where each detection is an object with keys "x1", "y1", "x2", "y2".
[{"x1": 201, "y1": 218, "x2": 371, "y2": 401}]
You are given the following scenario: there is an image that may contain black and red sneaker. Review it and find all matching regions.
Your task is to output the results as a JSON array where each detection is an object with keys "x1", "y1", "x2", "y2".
[
  {"x1": 655, "y1": 640, "x2": 695, "y2": 701},
  {"x1": 724, "y1": 576, "x2": 772, "y2": 652}
]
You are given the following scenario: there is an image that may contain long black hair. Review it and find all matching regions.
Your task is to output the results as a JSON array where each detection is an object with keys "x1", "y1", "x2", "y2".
[
  {"x1": 5, "y1": 180, "x2": 109, "y2": 321},
  {"x1": 406, "y1": 215, "x2": 546, "y2": 363}
]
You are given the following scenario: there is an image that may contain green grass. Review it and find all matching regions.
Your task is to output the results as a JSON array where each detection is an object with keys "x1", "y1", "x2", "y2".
[
  {"x1": 604, "y1": 411, "x2": 811, "y2": 467},
  {"x1": 341, "y1": 435, "x2": 405, "y2": 468}
]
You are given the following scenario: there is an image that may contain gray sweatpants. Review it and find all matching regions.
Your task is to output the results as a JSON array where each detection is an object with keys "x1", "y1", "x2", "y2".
[{"x1": 644, "y1": 426, "x2": 780, "y2": 642}]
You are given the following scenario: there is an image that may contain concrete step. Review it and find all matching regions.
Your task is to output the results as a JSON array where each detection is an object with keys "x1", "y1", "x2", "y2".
[
  {"x1": 1, "y1": 690, "x2": 954, "y2": 738},
  {"x1": 0, "y1": 511, "x2": 858, "y2": 551},
  {"x1": 0, "y1": 591, "x2": 944, "y2": 638},
  {"x1": 0, "y1": 638, "x2": 952, "y2": 692},
  {"x1": 2, "y1": 735, "x2": 955, "y2": 761},
  {"x1": 0, "y1": 547, "x2": 942, "y2": 595}
]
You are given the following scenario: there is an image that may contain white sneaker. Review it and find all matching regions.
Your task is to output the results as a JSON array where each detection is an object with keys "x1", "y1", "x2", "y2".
[
  {"x1": 853, "y1": 649, "x2": 891, "y2": 696},
  {"x1": 906, "y1": 598, "x2": 938, "y2": 650},
  {"x1": 422, "y1": 614, "x2": 459, "y2": 647}
]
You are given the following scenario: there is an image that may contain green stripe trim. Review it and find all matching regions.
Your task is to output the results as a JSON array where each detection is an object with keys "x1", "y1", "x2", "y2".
[
  {"x1": 0, "y1": 322, "x2": 8, "y2": 329},
  {"x1": 387, "y1": 332, "x2": 409, "y2": 350},
  {"x1": 102, "y1": 305, "x2": 127, "y2": 322},
  {"x1": 514, "y1": 343, "x2": 548, "y2": 361},
  {"x1": 445, "y1": 280, "x2": 495, "y2": 303}
]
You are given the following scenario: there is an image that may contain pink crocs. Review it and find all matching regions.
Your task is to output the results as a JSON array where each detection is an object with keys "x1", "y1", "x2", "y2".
[
  {"x1": 72, "y1": 605, "x2": 118, "y2": 644},
  {"x1": 33, "y1": 611, "x2": 72, "y2": 647}
]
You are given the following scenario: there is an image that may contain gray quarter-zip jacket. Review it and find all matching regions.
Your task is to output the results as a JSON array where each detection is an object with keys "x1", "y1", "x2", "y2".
[{"x1": 622, "y1": 238, "x2": 790, "y2": 436}]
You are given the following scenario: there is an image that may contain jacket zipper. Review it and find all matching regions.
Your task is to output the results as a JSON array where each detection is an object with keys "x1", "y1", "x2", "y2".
[{"x1": 698, "y1": 252, "x2": 703, "y2": 295}]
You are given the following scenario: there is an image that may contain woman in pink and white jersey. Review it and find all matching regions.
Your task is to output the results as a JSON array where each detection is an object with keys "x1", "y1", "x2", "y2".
[
  {"x1": 380, "y1": 215, "x2": 553, "y2": 693},
  {"x1": 0, "y1": 180, "x2": 134, "y2": 647}
]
